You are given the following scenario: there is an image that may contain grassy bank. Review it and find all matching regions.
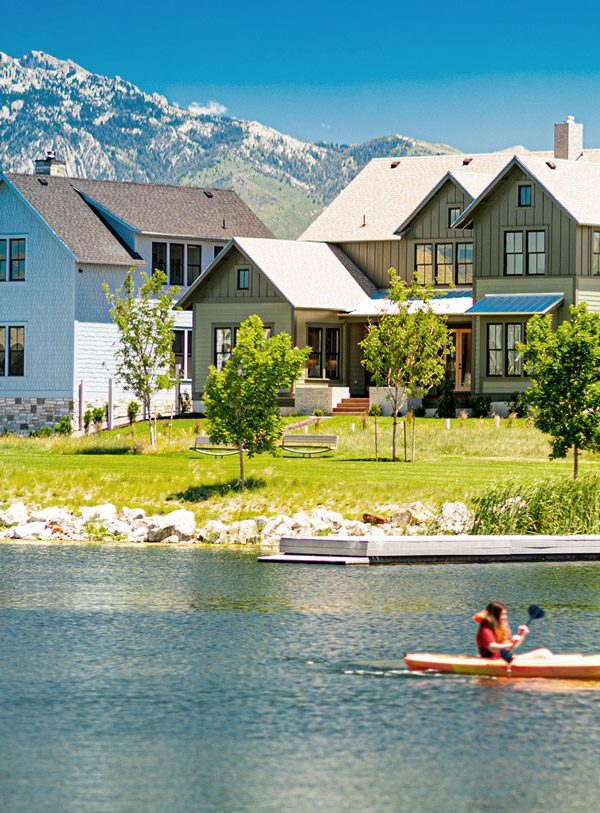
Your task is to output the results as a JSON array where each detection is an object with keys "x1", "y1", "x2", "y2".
[{"x1": 0, "y1": 416, "x2": 597, "y2": 523}]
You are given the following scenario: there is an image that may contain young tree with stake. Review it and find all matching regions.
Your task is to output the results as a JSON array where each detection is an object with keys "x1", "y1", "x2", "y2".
[
  {"x1": 104, "y1": 269, "x2": 178, "y2": 448},
  {"x1": 360, "y1": 270, "x2": 450, "y2": 462},
  {"x1": 520, "y1": 304, "x2": 600, "y2": 478},
  {"x1": 203, "y1": 315, "x2": 310, "y2": 490}
]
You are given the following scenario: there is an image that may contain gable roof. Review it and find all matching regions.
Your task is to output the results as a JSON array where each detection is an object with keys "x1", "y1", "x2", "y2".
[
  {"x1": 300, "y1": 149, "x2": 600, "y2": 243},
  {"x1": 454, "y1": 155, "x2": 600, "y2": 228},
  {"x1": 177, "y1": 237, "x2": 376, "y2": 311},
  {"x1": 395, "y1": 170, "x2": 495, "y2": 234},
  {"x1": 3, "y1": 173, "x2": 272, "y2": 266}
]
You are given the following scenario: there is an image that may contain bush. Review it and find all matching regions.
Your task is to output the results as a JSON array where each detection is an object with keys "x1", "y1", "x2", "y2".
[
  {"x1": 312, "y1": 408, "x2": 326, "y2": 416},
  {"x1": 127, "y1": 400, "x2": 140, "y2": 425},
  {"x1": 507, "y1": 390, "x2": 530, "y2": 418},
  {"x1": 92, "y1": 407, "x2": 104, "y2": 431},
  {"x1": 36, "y1": 425, "x2": 54, "y2": 437},
  {"x1": 54, "y1": 416, "x2": 72, "y2": 436},
  {"x1": 83, "y1": 409, "x2": 93, "y2": 434},
  {"x1": 471, "y1": 475, "x2": 600, "y2": 535},
  {"x1": 179, "y1": 392, "x2": 192, "y2": 415},
  {"x1": 413, "y1": 405, "x2": 427, "y2": 418},
  {"x1": 367, "y1": 404, "x2": 382, "y2": 417},
  {"x1": 435, "y1": 370, "x2": 456, "y2": 418},
  {"x1": 468, "y1": 394, "x2": 492, "y2": 418}
]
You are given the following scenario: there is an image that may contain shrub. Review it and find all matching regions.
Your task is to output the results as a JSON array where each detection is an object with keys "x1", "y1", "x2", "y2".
[
  {"x1": 36, "y1": 425, "x2": 54, "y2": 437},
  {"x1": 435, "y1": 370, "x2": 456, "y2": 418},
  {"x1": 367, "y1": 404, "x2": 382, "y2": 417},
  {"x1": 127, "y1": 400, "x2": 140, "y2": 425},
  {"x1": 92, "y1": 407, "x2": 104, "y2": 431},
  {"x1": 312, "y1": 408, "x2": 326, "y2": 416},
  {"x1": 413, "y1": 405, "x2": 427, "y2": 418},
  {"x1": 471, "y1": 475, "x2": 600, "y2": 535},
  {"x1": 179, "y1": 392, "x2": 192, "y2": 415},
  {"x1": 83, "y1": 409, "x2": 93, "y2": 434},
  {"x1": 507, "y1": 390, "x2": 530, "y2": 418},
  {"x1": 468, "y1": 394, "x2": 492, "y2": 418},
  {"x1": 54, "y1": 416, "x2": 72, "y2": 436}
]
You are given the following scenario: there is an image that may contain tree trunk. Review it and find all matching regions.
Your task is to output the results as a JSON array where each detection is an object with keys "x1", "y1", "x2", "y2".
[
  {"x1": 403, "y1": 417, "x2": 408, "y2": 463},
  {"x1": 392, "y1": 413, "x2": 397, "y2": 462},
  {"x1": 374, "y1": 416, "x2": 378, "y2": 462},
  {"x1": 411, "y1": 413, "x2": 416, "y2": 463},
  {"x1": 146, "y1": 397, "x2": 155, "y2": 448},
  {"x1": 574, "y1": 445, "x2": 579, "y2": 480},
  {"x1": 238, "y1": 445, "x2": 246, "y2": 490}
]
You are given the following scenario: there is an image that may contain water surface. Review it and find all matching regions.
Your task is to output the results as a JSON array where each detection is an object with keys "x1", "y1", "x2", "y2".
[{"x1": 1, "y1": 545, "x2": 599, "y2": 813}]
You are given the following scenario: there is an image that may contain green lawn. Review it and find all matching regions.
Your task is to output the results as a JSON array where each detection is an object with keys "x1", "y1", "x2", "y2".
[{"x1": 0, "y1": 416, "x2": 597, "y2": 522}]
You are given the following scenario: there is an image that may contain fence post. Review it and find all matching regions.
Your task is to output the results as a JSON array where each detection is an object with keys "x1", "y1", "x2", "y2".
[
  {"x1": 108, "y1": 378, "x2": 113, "y2": 430},
  {"x1": 78, "y1": 380, "x2": 84, "y2": 431},
  {"x1": 175, "y1": 363, "x2": 181, "y2": 416}
]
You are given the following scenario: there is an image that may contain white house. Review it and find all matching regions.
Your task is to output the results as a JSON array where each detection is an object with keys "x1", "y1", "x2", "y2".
[{"x1": 0, "y1": 153, "x2": 272, "y2": 433}]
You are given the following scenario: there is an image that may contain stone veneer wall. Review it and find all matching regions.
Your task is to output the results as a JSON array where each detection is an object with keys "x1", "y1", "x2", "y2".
[
  {"x1": 294, "y1": 384, "x2": 350, "y2": 415},
  {"x1": 0, "y1": 397, "x2": 73, "y2": 434}
]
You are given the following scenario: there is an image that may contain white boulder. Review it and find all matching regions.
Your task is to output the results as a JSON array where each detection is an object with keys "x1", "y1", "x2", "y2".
[
  {"x1": 81, "y1": 504, "x2": 118, "y2": 523},
  {"x1": 120, "y1": 507, "x2": 146, "y2": 522},
  {"x1": 198, "y1": 520, "x2": 228, "y2": 543},
  {"x1": 147, "y1": 509, "x2": 196, "y2": 542},
  {"x1": 12, "y1": 521, "x2": 48, "y2": 539},
  {"x1": 31, "y1": 507, "x2": 72, "y2": 523},
  {"x1": 1, "y1": 502, "x2": 29, "y2": 526}
]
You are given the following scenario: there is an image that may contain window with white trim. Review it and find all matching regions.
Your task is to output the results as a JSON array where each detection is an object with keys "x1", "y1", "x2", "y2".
[
  {"x1": 593, "y1": 231, "x2": 600, "y2": 276},
  {"x1": 415, "y1": 243, "x2": 434, "y2": 284},
  {"x1": 173, "y1": 329, "x2": 192, "y2": 380}
]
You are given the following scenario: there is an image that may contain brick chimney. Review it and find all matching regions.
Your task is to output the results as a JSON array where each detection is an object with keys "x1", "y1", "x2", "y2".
[
  {"x1": 554, "y1": 116, "x2": 583, "y2": 160},
  {"x1": 34, "y1": 150, "x2": 67, "y2": 177}
]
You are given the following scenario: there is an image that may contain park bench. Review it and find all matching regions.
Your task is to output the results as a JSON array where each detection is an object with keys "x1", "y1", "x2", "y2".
[
  {"x1": 191, "y1": 436, "x2": 240, "y2": 458},
  {"x1": 280, "y1": 434, "x2": 338, "y2": 457}
]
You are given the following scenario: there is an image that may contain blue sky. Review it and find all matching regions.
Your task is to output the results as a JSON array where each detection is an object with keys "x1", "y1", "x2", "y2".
[{"x1": 5, "y1": 0, "x2": 600, "y2": 150}]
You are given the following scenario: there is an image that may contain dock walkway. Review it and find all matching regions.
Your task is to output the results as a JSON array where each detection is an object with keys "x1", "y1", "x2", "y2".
[{"x1": 258, "y1": 534, "x2": 600, "y2": 565}]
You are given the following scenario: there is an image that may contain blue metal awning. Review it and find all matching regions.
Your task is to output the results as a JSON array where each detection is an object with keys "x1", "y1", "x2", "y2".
[{"x1": 466, "y1": 293, "x2": 564, "y2": 315}]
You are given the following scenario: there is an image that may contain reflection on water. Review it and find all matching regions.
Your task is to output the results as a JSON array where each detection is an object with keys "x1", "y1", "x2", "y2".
[{"x1": 1, "y1": 547, "x2": 600, "y2": 813}]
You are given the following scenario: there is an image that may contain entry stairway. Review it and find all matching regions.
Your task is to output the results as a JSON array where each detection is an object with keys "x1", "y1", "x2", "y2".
[{"x1": 331, "y1": 397, "x2": 370, "y2": 416}]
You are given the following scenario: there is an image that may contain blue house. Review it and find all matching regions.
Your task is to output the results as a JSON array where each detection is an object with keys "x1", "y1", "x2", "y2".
[{"x1": 0, "y1": 152, "x2": 272, "y2": 433}]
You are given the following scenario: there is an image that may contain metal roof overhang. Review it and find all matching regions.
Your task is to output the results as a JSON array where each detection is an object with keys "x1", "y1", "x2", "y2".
[{"x1": 465, "y1": 292, "x2": 564, "y2": 316}]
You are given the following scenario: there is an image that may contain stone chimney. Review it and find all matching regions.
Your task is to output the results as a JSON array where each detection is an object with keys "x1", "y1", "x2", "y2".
[
  {"x1": 34, "y1": 150, "x2": 67, "y2": 177},
  {"x1": 554, "y1": 116, "x2": 583, "y2": 160}
]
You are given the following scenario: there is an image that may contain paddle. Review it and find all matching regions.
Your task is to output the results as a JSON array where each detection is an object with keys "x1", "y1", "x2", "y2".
[{"x1": 500, "y1": 604, "x2": 545, "y2": 663}]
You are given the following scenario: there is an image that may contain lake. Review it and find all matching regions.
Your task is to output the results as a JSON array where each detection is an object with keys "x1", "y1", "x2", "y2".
[{"x1": 1, "y1": 544, "x2": 599, "y2": 813}]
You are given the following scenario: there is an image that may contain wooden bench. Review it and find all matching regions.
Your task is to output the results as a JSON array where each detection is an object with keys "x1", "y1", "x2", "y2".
[
  {"x1": 281, "y1": 434, "x2": 338, "y2": 457},
  {"x1": 191, "y1": 436, "x2": 239, "y2": 458}
]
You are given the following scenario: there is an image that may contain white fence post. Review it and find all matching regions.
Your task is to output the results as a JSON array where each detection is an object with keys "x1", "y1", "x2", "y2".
[
  {"x1": 108, "y1": 378, "x2": 113, "y2": 430},
  {"x1": 175, "y1": 363, "x2": 181, "y2": 415},
  {"x1": 78, "y1": 380, "x2": 84, "y2": 431}
]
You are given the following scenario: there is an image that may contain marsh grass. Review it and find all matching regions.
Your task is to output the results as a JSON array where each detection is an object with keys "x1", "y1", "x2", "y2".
[
  {"x1": 0, "y1": 416, "x2": 597, "y2": 523},
  {"x1": 472, "y1": 475, "x2": 600, "y2": 535}
]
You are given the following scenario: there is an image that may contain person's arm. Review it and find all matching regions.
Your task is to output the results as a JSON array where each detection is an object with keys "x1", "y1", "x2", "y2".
[{"x1": 487, "y1": 625, "x2": 529, "y2": 653}]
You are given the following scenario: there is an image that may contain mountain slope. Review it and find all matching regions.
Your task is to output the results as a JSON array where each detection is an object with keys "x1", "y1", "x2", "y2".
[{"x1": 0, "y1": 51, "x2": 459, "y2": 237}]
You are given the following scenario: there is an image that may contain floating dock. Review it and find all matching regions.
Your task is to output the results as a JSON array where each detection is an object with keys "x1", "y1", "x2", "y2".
[{"x1": 258, "y1": 534, "x2": 600, "y2": 565}]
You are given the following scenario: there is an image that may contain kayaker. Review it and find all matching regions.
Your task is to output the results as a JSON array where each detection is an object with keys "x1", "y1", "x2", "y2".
[{"x1": 473, "y1": 601, "x2": 529, "y2": 659}]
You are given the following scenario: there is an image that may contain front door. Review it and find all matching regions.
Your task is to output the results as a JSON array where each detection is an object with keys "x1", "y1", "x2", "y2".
[{"x1": 454, "y1": 329, "x2": 472, "y2": 392}]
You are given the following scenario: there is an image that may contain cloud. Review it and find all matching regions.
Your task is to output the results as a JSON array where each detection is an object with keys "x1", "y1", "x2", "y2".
[{"x1": 187, "y1": 100, "x2": 228, "y2": 117}]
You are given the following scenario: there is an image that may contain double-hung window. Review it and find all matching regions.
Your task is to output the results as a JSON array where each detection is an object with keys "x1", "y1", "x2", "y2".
[
  {"x1": 187, "y1": 245, "x2": 202, "y2": 286},
  {"x1": 0, "y1": 240, "x2": 6, "y2": 282},
  {"x1": 593, "y1": 232, "x2": 600, "y2": 275},
  {"x1": 506, "y1": 324, "x2": 523, "y2": 376},
  {"x1": 504, "y1": 232, "x2": 523, "y2": 276},
  {"x1": 436, "y1": 244, "x2": 453, "y2": 285},
  {"x1": 307, "y1": 327, "x2": 341, "y2": 379},
  {"x1": 173, "y1": 329, "x2": 192, "y2": 380},
  {"x1": 486, "y1": 324, "x2": 503, "y2": 376},
  {"x1": 0, "y1": 326, "x2": 25, "y2": 376},
  {"x1": 456, "y1": 243, "x2": 473, "y2": 285},
  {"x1": 0, "y1": 238, "x2": 26, "y2": 282},
  {"x1": 152, "y1": 242, "x2": 167, "y2": 274},
  {"x1": 527, "y1": 231, "x2": 545, "y2": 275},
  {"x1": 415, "y1": 244, "x2": 433, "y2": 284},
  {"x1": 214, "y1": 327, "x2": 237, "y2": 371},
  {"x1": 169, "y1": 243, "x2": 184, "y2": 286}
]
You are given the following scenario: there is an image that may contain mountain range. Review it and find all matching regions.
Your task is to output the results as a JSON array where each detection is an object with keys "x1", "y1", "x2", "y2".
[{"x1": 0, "y1": 50, "x2": 459, "y2": 237}]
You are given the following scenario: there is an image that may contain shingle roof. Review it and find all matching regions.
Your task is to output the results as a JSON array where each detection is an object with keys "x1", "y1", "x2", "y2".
[
  {"x1": 178, "y1": 237, "x2": 376, "y2": 311},
  {"x1": 456, "y1": 155, "x2": 600, "y2": 227},
  {"x1": 3, "y1": 173, "x2": 272, "y2": 266},
  {"x1": 300, "y1": 149, "x2": 600, "y2": 242}
]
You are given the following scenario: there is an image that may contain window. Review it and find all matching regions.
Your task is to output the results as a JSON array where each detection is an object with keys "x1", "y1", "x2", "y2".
[
  {"x1": 169, "y1": 243, "x2": 184, "y2": 286},
  {"x1": 415, "y1": 243, "x2": 433, "y2": 284},
  {"x1": 593, "y1": 231, "x2": 600, "y2": 275},
  {"x1": 436, "y1": 244, "x2": 453, "y2": 285},
  {"x1": 527, "y1": 231, "x2": 545, "y2": 275},
  {"x1": 325, "y1": 328, "x2": 341, "y2": 379},
  {"x1": 448, "y1": 207, "x2": 461, "y2": 227},
  {"x1": 518, "y1": 185, "x2": 532, "y2": 207},
  {"x1": 214, "y1": 245, "x2": 224, "y2": 259},
  {"x1": 8, "y1": 239, "x2": 25, "y2": 281},
  {"x1": 187, "y1": 245, "x2": 202, "y2": 286},
  {"x1": 307, "y1": 327, "x2": 323, "y2": 378},
  {"x1": 173, "y1": 329, "x2": 192, "y2": 380},
  {"x1": 237, "y1": 268, "x2": 250, "y2": 290},
  {"x1": 504, "y1": 231, "x2": 523, "y2": 276},
  {"x1": 487, "y1": 324, "x2": 503, "y2": 376},
  {"x1": 0, "y1": 240, "x2": 6, "y2": 282},
  {"x1": 0, "y1": 326, "x2": 24, "y2": 376},
  {"x1": 506, "y1": 323, "x2": 523, "y2": 376},
  {"x1": 456, "y1": 243, "x2": 473, "y2": 285},
  {"x1": 214, "y1": 327, "x2": 236, "y2": 371},
  {"x1": 152, "y1": 242, "x2": 167, "y2": 274}
]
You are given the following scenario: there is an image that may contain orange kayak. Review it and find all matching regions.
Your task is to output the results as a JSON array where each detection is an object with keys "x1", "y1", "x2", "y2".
[{"x1": 404, "y1": 652, "x2": 600, "y2": 679}]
